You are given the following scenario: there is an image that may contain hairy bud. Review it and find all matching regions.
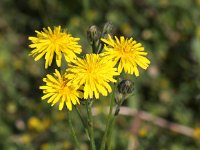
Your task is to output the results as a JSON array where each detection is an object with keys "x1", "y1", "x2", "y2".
[
  {"x1": 87, "y1": 25, "x2": 100, "y2": 44},
  {"x1": 117, "y1": 79, "x2": 134, "y2": 95},
  {"x1": 102, "y1": 22, "x2": 114, "y2": 38}
]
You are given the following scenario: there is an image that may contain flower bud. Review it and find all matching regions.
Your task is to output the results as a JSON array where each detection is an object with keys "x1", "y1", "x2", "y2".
[
  {"x1": 115, "y1": 92, "x2": 123, "y2": 104},
  {"x1": 87, "y1": 25, "x2": 100, "y2": 44},
  {"x1": 102, "y1": 22, "x2": 114, "y2": 37},
  {"x1": 117, "y1": 79, "x2": 134, "y2": 95}
]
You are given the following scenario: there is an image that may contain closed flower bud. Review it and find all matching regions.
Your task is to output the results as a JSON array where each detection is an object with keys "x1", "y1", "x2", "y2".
[
  {"x1": 102, "y1": 22, "x2": 114, "y2": 38},
  {"x1": 87, "y1": 25, "x2": 100, "y2": 44},
  {"x1": 114, "y1": 79, "x2": 134, "y2": 115},
  {"x1": 115, "y1": 92, "x2": 123, "y2": 104},
  {"x1": 117, "y1": 79, "x2": 134, "y2": 95}
]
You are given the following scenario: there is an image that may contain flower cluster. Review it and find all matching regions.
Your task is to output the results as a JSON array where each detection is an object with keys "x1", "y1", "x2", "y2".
[{"x1": 29, "y1": 25, "x2": 150, "y2": 111}]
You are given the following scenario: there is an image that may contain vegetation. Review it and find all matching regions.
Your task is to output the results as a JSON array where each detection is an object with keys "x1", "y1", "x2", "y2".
[{"x1": 0, "y1": 0, "x2": 200, "y2": 149}]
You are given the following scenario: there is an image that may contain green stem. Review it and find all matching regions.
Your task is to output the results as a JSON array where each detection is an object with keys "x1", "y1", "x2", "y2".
[
  {"x1": 100, "y1": 85, "x2": 116, "y2": 150},
  {"x1": 75, "y1": 106, "x2": 90, "y2": 140},
  {"x1": 107, "y1": 116, "x2": 116, "y2": 150},
  {"x1": 67, "y1": 111, "x2": 80, "y2": 150},
  {"x1": 92, "y1": 41, "x2": 97, "y2": 53},
  {"x1": 107, "y1": 103, "x2": 123, "y2": 150},
  {"x1": 96, "y1": 40, "x2": 103, "y2": 54},
  {"x1": 86, "y1": 101, "x2": 96, "y2": 150}
]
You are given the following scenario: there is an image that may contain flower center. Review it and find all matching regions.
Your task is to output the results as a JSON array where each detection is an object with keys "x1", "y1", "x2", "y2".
[
  {"x1": 50, "y1": 34, "x2": 61, "y2": 44},
  {"x1": 118, "y1": 44, "x2": 131, "y2": 56},
  {"x1": 59, "y1": 80, "x2": 70, "y2": 95},
  {"x1": 122, "y1": 44, "x2": 131, "y2": 52},
  {"x1": 87, "y1": 68, "x2": 92, "y2": 73},
  {"x1": 63, "y1": 86, "x2": 70, "y2": 94},
  {"x1": 86, "y1": 64, "x2": 96, "y2": 74}
]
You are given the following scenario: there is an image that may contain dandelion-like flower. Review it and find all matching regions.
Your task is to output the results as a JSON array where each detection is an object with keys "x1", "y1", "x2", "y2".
[
  {"x1": 29, "y1": 26, "x2": 82, "y2": 68},
  {"x1": 101, "y1": 35, "x2": 150, "y2": 76},
  {"x1": 40, "y1": 69, "x2": 83, "y2": 111},
  {"x1": 66, "y1": 54, "x2": 119, "y2": 99}
]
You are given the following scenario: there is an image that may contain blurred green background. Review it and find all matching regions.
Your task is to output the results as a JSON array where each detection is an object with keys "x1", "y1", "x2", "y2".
[{"x1": 1, "y1": 0, "x2": 200, "y2": 149}]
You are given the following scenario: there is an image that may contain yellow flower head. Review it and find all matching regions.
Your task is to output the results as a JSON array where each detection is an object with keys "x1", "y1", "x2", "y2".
[
  {"x1": 193, "y1": 127, "x2": 200, "y2": 139},
  {"x1": 101, "y1": 35, "x2": 150, "y2": 76},
  {"x1": 27, "y1": 116, "x2": 43, "y2": 131},
  {"x1": 66, "y1": 54, "x2": 119, "y2": 99},
  {"x1": 40, "y1": 69, "x2": 83, "y2": 111},
  {"x1": 29, "y1": 26, "x2": 82, "y2": 68}
]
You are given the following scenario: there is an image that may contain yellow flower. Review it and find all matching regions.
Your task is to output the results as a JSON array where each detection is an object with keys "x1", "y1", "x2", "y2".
[
  {"x1": 27, "y1": 117, "x2": 50, "y2": 132},
  {"x1": 21, "y1": 134, "x2": 32, "y2": 144},
  {"x1": 29, "y1": 26, "x2": 82, "y2": 68},
  {"x1": 66, "y1": 54, "x2": 119, "y2": 99},
  {"x1": 40, "y1": 69, "x2": 83, "y2": 111},
  {"x1": 101, "y1": 35, "x2": 150, "y2": 76},
  {"x1": 193, "y1": 127, "x2": 200, "y2": 139},
  {"x1": 138, "y1": 127, "x2": 148, "y2": 137},
  {"x1": 27, "y1": 116, "x2": 43, "y2": 131}
]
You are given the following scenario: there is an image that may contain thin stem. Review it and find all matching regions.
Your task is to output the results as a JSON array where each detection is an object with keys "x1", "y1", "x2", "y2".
[
  {"x1": 96, "y1": 40, "x2": 103, "y2": 54},
  {"x1": 100, "y1": 85, "x2": 116, "y2": 150},
  {"x1": 75, "y1": 106, "x2": 90, "y2": 140},
  {"x1": 67, "y1": 111, "x2": 80, "y2": 150},
  {"x1": 114, "y1": 97, "x2": 125, "y2": 116},
  {"x1": 107, "y1": 116, "x2": 116, "y2": 150},
  {"x1": 86, "y1": 101, "x2": 96, "y2": 150},
  {"x1": 92, "y1": 41, "x2": 97, "y2": 53},
  {"x1": 107, "y1": 102, "x2": 123, "y2": 150}
]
